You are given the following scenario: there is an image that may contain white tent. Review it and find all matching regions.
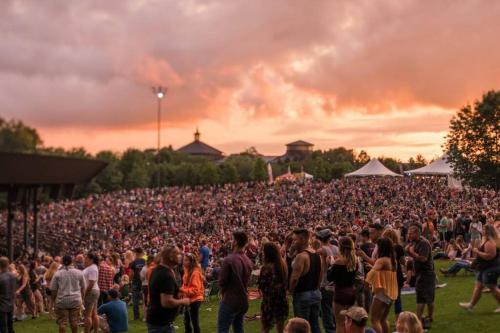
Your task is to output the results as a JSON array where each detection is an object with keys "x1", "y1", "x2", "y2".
[
  {"x1": 345, "y1": 158, "x2": 402, "y2": 177},
  {"x1": 406, "y1": 155, "x2": 453, "y2": 175}
]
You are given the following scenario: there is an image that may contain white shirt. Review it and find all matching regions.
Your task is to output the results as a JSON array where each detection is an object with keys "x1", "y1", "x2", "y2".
[{"x1": 83, "y1": 264, "x2": 100, "y2": 291}]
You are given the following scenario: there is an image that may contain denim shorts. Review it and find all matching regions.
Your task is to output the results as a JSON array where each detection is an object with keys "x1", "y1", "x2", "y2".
[{"x1": 476, "y1": 265, "x2": 500, "y2": 287}]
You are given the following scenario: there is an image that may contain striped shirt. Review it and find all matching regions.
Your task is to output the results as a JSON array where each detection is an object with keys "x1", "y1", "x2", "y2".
[{"x1": 51, "y1": 266, "x2": 86, "y2": 309}]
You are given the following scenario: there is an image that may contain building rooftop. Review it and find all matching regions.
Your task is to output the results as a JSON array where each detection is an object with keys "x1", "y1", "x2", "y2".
[
  {"x1": 176, "y1": 129, "x2": 223, "y2": 156},
  {"x1": 286, "y1": 140, "x2": 314, "y2": 147}
]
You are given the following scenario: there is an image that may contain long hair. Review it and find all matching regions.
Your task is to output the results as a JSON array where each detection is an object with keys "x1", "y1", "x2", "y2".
[
  {"x1": 382, "y1": 228, "x2": 400, "y2": 246},
  {"x1": 45, "y1": 262, "x2": 59, "y2": 281},
  {"x1": 397, "y1": 311, "x2": 423, "y2": 333},
  {"x1": 262, "y1": 242, "x2": 287, "y2": 285},
  {"x1": 484, "y1": 224, "x2": 500, "y2": 248},
  {"x1": 184, "y1": 252, "x2": 201, "y2": 281},
  {"x1": 339, "y1": 237, "x2": 357, "y2": 272},
  {"x1": 377, "y1": 237, "x2": 396, "y2": 271}
]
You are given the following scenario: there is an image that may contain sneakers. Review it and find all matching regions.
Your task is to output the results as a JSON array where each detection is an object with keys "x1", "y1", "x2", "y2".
[
  {"x1": 494, "y1": 307, "x2": 500, "y2": 313},
  {"x1": 459, "y1": 302, "x2": 474, "y2": 311}
]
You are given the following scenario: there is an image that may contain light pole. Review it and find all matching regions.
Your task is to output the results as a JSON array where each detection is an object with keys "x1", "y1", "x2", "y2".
[{"x1": 153, "y1": 86, "x2": 166, "y2": 188}]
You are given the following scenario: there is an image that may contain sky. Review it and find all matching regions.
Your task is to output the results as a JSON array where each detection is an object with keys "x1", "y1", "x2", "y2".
[{"x1": 1, "y1": 0, "x2": 499, "y2": 160}]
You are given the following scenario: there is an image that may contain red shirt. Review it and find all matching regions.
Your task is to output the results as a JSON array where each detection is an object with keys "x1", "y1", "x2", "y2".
[{"x1": 98, "y1": 262, "x2": 115, "y2": 291}]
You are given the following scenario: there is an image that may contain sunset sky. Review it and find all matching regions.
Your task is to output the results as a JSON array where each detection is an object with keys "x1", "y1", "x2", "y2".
[{"x1": 1, "y1": 0, "x2": 499, "y2": 160}]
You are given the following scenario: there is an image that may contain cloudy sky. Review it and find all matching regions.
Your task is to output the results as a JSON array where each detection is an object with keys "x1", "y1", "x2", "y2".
[{"x1": 1, "y1": 0, "x2": 499, "y2": 159}]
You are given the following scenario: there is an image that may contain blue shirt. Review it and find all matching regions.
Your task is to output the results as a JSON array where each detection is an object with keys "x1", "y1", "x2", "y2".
[
  {"x1": 98, "y1": 299, "x2": 128, "y2": 333},
  {"x1": 200, "y1": 246, "x2": 210, "y2": 269}
]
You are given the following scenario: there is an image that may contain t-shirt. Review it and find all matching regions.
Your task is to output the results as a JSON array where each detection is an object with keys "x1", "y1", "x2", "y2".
[
  {"x1": 147, "y1": 265, "x2": 179, "y2": 325},
  {"x1": 83, "y1": 264, "x2": 100, "y2": 291},
  {"x1": 98, "y1": 299, "x2": 128, "y2": 333},
  {"x1": 130, "y1": 258, "x2": 146, "y2": 287},
  {"x1": 438, "y1": 217, "x2": 448, "y2": 233},
  {"x1": 199, "y1": 246, "x2": 210, "y2": 269},
  {"x1": 219, "y1": 251, "x2": 253, "y2": 310},
  {"x1": 414, "y1": 237, "x2": 434, "y2": 275},
  {"x1": 0, "y1": 271, "x2": 17, "y2": 312}
]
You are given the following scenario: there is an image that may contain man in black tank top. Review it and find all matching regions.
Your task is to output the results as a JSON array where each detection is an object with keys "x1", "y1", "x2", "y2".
[{"x1": 289, "y1": 229, "x2": 323, "y2": 333}]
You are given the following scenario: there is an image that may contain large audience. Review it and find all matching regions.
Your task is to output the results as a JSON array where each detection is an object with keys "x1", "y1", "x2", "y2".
[{"x1": 0, "y1": 177, "x2": 499, "y2": 333}]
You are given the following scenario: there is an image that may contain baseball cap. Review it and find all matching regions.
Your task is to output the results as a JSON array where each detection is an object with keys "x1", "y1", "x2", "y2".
[
  {"x1": 340, "y1": 306, "x2": 368, "y2": 323},
  {"x1": 315, "y1": 229, "x2": 333, "y2": 240}
]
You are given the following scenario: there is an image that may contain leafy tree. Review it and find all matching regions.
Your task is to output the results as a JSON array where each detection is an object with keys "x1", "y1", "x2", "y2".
[
  {"x1": 95, "y1": 151, "x2": 123, "y2": 192},
  {"x1": 356, "y1": 150, "x2": 371, "y2": 166},
  {"x1": 119, "y1": 149, "x2": 150, "y2": 189},
  {"x1": 251, "y1": 158, "x2": 268, "y2": 181},
  {"x1": 219, "y1": 162, "x2": 240, "y2": 184},
  {"x1": 0, "y1": 118, "x2": 43, "y2": 152},
  {"x1": 379, "y1": 157, "x2": 402, "y2": 173},
  {"x1": 199, "y1": 162, "x2": 220, "y2": 185},
  {"x1": 445, "y1": 90, "x2": 500, "y2": 189},
  {"x1": 225, "y1": 154, "x2": 254, "y2": 181}
]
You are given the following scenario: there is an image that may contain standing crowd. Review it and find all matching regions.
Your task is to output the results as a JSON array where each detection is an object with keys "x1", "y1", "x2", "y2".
[{"x1": 0, "y1": 178, "x2": 499, "y2": 333}]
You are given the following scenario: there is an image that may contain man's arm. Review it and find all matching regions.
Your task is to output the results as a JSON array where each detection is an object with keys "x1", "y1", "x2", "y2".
[
  {"x1": 218, "y1": 259, "x2": 230, "y2": 289},
  {"x1": 288, "y1": 253, "x2": 305, "y2": 293},
  {"x1": 160, "y1": 294, "x2": 190, "y2": 308}
]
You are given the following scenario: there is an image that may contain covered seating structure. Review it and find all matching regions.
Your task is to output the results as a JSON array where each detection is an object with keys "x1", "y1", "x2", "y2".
[
  {"x1": 345, "y1": 158, "x2": 402, "y2": 177},
  {"x1": 0, "y1": 152, "x2": 107, "y2": 260}
]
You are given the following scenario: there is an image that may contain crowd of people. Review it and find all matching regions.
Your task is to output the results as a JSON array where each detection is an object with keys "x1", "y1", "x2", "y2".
[{"x1": 0, "y1": 177, "x2": 499, "y2": 333}]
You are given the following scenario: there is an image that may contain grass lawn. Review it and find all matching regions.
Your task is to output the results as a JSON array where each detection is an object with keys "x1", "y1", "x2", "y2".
[{"x1": 13, "y1": 262, "x2": 499, "y2": 333}]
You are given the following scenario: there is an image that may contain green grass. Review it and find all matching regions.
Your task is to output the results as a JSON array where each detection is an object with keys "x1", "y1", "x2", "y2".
[{"x1": 14, "y1": 262, "x2": 499, "y2": 333}]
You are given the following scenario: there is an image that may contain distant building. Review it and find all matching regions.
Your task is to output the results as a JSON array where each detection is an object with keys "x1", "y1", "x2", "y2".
[
  {"x1": 176, "y1": 129, "x2": 224, "y2": 160},
  {"x1": 284, "y1": 140, "x2": 314, "y2": 160}
]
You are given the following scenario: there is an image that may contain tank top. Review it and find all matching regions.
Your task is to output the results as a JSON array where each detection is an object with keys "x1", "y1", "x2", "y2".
[
  {"x1": 295, "y1": 251, "x2": 321, "y2": 293},
  {"x1": 478, "y1": 242, "x2": 500, "y2": 270}
]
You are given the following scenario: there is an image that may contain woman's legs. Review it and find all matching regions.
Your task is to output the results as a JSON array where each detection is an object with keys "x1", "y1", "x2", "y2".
[
  {"x1": 370, "y1": 298, "x2": 388, "y2": 333},
  {"x1": 190, "y1": 301, "x2": 202, "y2": 333},
  {"x1": 380, "y1": 301, "x2": 392, "y2": 333}
]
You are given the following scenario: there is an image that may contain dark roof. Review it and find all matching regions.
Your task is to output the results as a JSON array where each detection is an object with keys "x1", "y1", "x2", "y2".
[
  {"x1": 177, "y1": 141, "x2": 223, "y2": 156},
  {"x1": 0, "y1": 152, "x2": 108, "y2": 185},
  {"x1": 286, "y1": 140, "x2": 314, "y2": 147}
]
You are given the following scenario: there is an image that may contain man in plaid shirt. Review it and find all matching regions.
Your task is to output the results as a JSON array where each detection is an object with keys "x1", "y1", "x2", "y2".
[{"x1": 98, "y1": 256, "x2": 115, "y2": 306}]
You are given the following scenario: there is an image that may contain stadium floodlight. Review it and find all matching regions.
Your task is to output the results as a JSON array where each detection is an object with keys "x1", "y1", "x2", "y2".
[{"x1": 152, "y1": 86, "x2": 167, "y2": 188}]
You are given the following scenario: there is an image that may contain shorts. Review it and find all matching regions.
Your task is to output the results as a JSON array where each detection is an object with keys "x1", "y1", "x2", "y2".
[
  {"x1": 142, "y1": 285, "x2": 149, "y2": 305},
  {"x1": 83, "y1": 289, "x2": 100, "y2": 315},
  {"x1": 471, "y1": 233, "x2": 481, "y2": 241},
  {"x1": 374, "y1": 291, "x2": 393, "y2": 305},
  {"x1": 333, "y1": 287, "x2": 356, "y2": 306},
  {"x1": 55, "y1": 307, "x2": 80, "y2": 327},
  {"x1": 476, "y1": 266, "x2": 500, "y2": 287},
  {"x1": 415, "y1": 273, "x2": 436, "y2": 305}
]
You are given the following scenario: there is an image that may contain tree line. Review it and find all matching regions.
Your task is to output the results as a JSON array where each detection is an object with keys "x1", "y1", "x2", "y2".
[{"x1": 1, "y1": 89, "x2": 497, "y2": 194}]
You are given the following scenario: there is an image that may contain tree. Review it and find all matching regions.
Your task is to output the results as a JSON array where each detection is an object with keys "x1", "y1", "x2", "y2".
[
  {"x1": 119, "y1": 149, "x2": 150, "y2": 189},
  {"x1": 445, "y1": 90, "x2": 500, "y2": 189},
  {"x1": 379, "y1": 157, "x2": 402, "y2": 173},
  {"x1": 95, "y1": 151, "x2": 123, "y2": 192},
  {"x1": 0, "y1": 118, "x2": 43, "y2": 152},
  {"x1": 199, "y1": 162, "x2": 220, "y2": 185},
  {"x1": 219, "y1": 162, "x2": 240, "y2": 184},
  {"x1": 225, "y1": 155, "x2": 254, "y2": 182},
  {"x1": 356, "y1": 150, "x2": 371, "y2": 166},
  {"x1": 251, "y1": 158, "x2": 268, "y2": 181}
]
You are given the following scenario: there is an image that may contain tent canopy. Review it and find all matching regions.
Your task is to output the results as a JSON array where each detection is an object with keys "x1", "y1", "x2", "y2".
[
  {"x1": 406, "y1": 155, "x2": 453, "y2": 175},
  {"x1": 345, "y1": 158, "x2": 401, "y2": 177}
]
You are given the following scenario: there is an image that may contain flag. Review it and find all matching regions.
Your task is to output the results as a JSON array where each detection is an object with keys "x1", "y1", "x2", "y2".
[{"x1": 267, "y1": 163, "x2": 274, "y2": 184}]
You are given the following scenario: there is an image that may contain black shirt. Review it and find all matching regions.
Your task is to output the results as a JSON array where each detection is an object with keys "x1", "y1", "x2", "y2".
[
  {"x1": 130, "y1": 258, "x2": 146, "y2": 287},
  {"x1": 0, "y1": 271, "x2": 17, "y2": 312},
  {"x1": 147, "y1": 265, "x2": 179, "y2": 326}
]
